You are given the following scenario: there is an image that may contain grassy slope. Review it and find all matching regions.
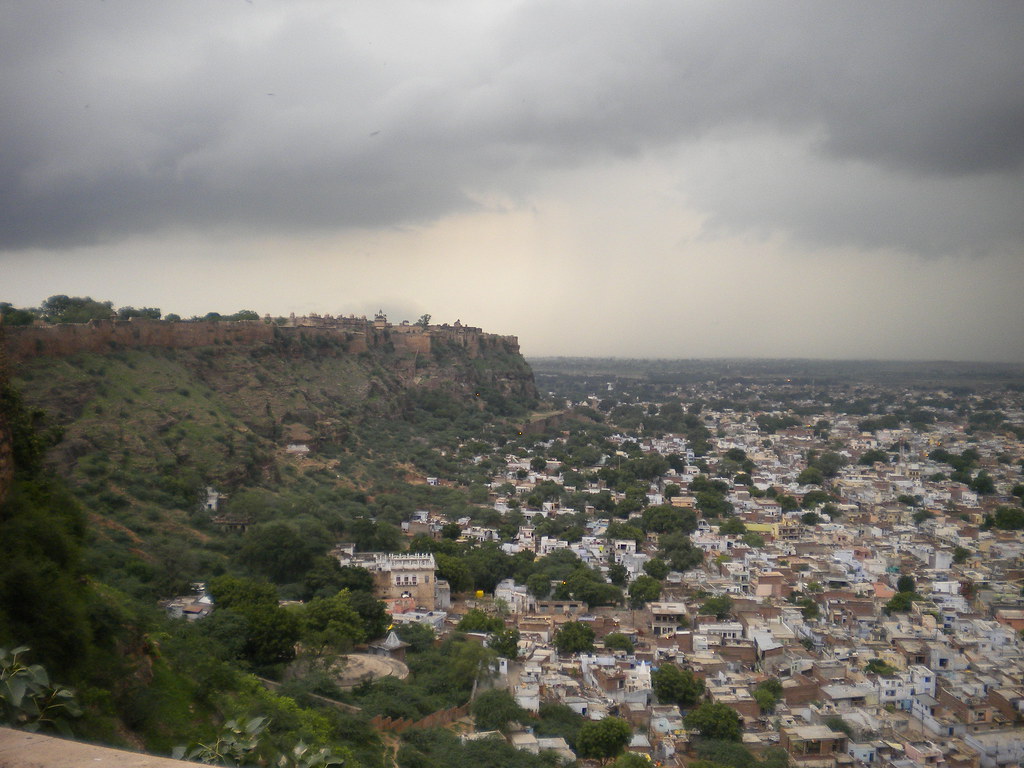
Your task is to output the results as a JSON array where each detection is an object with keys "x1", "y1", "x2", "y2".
[{"x1": 10, "y1": 336, "x2": 534, "y2": 580}]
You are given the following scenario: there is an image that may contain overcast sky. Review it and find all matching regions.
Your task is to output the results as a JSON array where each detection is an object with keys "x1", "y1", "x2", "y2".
[{"x1": 3, "y1": 1, "x2": 1022, "y2": 361}]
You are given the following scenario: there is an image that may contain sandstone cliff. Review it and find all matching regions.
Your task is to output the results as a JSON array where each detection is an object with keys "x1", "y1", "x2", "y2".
[{"x1": 3, "y1": 316, "x2": 537, "y2": 508}]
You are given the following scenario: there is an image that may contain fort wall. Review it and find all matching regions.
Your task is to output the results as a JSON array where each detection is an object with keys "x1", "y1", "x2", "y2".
[
  {"x1": 4, "y1": 318, "x2": 273, "y2": 363},
  {"x1": 3, "y1": 317, "x2": 522, "y2": 365}
]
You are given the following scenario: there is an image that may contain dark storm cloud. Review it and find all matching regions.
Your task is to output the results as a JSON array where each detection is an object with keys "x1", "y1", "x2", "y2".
[{"x1": 1, "y1": 1, "x2": 1021, "y2": 253}]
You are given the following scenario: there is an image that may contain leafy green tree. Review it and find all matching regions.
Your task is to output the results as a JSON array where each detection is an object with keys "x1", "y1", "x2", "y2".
[
  {"x1": 643, "y1": 557, "x2": 670, "y2": 580},
  {"x1": 809, "y1": 451, "x2": 845, "y2": 478},
  {"x1": 435, "y1": 553, "x2": 472, "y2": 593},
  {"x1": 971, "y1": 471, "x2": 996, "y2": 495},
  {"x1": 800, "y1": 512, "x2": 821, "y2": 526},
  {"x1": 488, "y1": 628, "x2": 521, "y2": 660},
  {"x1": 652, "y1": 663, "x2": 704, "y2": 708},
  {"x1": 684, "y1": 701, "x2": 743, "y2": 741},
  {"x1": 576, "y1": 716, "x2": 631, "y2": 760},
  {"x1": 301, "y1": 591, "x2": 366, "y2": 661},
  {"x1": 348, "y1": 518, "x2": 403, "y2": 553},
  {"x1": 858, "y1": 448, "x2": 889, "y2": 465},
  {"x1": 912, "y1": 509, "x2": 935, "y2": 525},
  {"x1": 526, "y1": 572, "x2": 553, "y2": 599},
  {"x1": 741, "y1": 532, "x2": 765, "y2": 548},
  {"x1": 724, "y1": 448, "x2": 748, "y2": 463},
  {"x1": 777, "y1": 495, "x2": 799, "y2": 512},
  {"x1": 303, "y1": 557, "x2": 354, "y2": 600},
  {"x1": 864, "y1": 658, "x2": 898, "y2": 676},
  {"x1": 241, "y1": 604, "x2": 301, "y2": 667},
  {"x1": 613, "y1": 753, "x2": 653, "y2": 768},
  {"x1": 952, "y1": 546, "x2": 971, "y2": 564},
  {"x1": 801, "y1": 490, "x2": 832, "y2": 509},
  {"x1": 700, "y1": 595, "x2": 733, "y2": 619},
  {"x1": 348, "y1": 590, "x2": 390, "y2": 640},
  {"x1": 603, "y1": 632, "x2": 635, "y2": 654},
  {"x1": 696, "y1": 491, "x2": 733, "y2": 518},
  {"x1": 797, "y1": 597, "x2": 820, "y2": 620},
  {"x1": 695, "y1": 739, "x2": 758, "y2": 768},
  {"x1": 240, "y1": 522, "x2": 324, "y2": 584},
  {"x1": 533, "y1": 702, "x2": 585, "y2": 749},
  {"x1": 39, "y1": 295, "x2": 114, "y2": 324},
  {"x1": 628, "y1": 575, "x2": 662, "y2": 608},
  {"x1": 208, "y1": 575, "x2": 278, "y2": 611},
  {"x1": 642, "y1": 505, "x2": 697, "y2": 534},
  {"x1": 993, "y1": 506, "x2": 1024, "y2": 530},
  {"x1": 752, "y1": 679, "x2": 783, "y2": 714},
  {"x1": 117, "y1": 306, "x2": 161, "y2": 319},
  {"x1": 464, "y1": 544, "x2": 516, "y2": 593},
  {"x1": 659, "y1": 531, "x2": 704, "y2": 572},
  {"x1": 553, "y1": 621, "x2": 595, "y2": 655},
  {"x1": 605, "y1": 521, "x2": 645, "y2": 544},
  {"x1": 608, "y1": 562, "x2": 628, "y2": 586},
  {"x1": 395, "y1": 623, "x2": 436, "y2": 654},
  {"x1": 896, "y1": 575, "x2": 915, "y2": 594},
  {"x1": 884, "y1": 592, "x2": 919, "y2": 614},
  {"x1": 446, "y1": 634, "x2": 497, "y2": 696},
  {"x1": 718, "y1": 517, "x2": 746, "y2": 535},
  {"x1": 471, "y1": 689, "x2": 526, "y2": 732},
  {"x1": 458, "y1": 609, "x2": 504, "y2": 633},
  {"x1": 0, "y1": 302, "x2": 37, "y2": 325},
  {"x1": 0, "y1": 484, "x2": 93, "y2": 674},
  {"x1": 797, "y1": 467, "x2": 824, "y2": 486}
]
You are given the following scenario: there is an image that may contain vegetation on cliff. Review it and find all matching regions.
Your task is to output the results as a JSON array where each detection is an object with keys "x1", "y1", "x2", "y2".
[
  {"x1": 0, "y1": 299, "x2": 543, "y2": 765},
  {"x1": 5, "y1": 301, "x2": 536, "y2": 600}
]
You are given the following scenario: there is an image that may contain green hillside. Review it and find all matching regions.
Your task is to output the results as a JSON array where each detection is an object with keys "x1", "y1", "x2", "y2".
[
  {"x1": 0, "y1": 318, "x2": 542, "y2": 764},
  {"x1": 7, "y1": 326, "x2": 536, "y2": 597}
]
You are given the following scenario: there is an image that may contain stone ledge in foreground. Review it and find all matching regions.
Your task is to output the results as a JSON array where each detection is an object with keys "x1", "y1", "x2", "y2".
[{"x1": 0, "y1": 727, "x2": 204, "y2": 768}]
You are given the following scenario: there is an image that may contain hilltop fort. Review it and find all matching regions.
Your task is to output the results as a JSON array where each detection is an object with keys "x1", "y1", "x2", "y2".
[{"x1": 2, "y1": 311, "x2": 521, "y2": 364}]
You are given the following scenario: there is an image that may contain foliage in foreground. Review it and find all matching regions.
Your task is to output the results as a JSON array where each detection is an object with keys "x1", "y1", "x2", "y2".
[{"x1": 0, "y1": 646, "x2": 82, "y2": 735}]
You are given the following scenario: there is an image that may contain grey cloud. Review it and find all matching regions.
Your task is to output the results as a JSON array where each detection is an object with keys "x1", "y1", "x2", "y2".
[{"x1": 1, "y1": 1, "x2": 1021, "y2": 253}]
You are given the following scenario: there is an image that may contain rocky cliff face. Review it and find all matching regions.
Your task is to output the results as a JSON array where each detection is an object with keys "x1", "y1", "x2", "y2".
[
  {"x1": 4, "y1": 318, "x2": 536, "y2": 403},
  {"x1": 3, "y1": 317, "x2": 537, "y2": 501}
]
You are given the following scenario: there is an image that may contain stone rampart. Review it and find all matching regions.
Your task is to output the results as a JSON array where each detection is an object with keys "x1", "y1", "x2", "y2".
[
  {"x1": 4, "y1": 318, "x2": 521, "y2": 365},
  {"x1": 4, "y1": 319, "x2": 273, "y2": 364}
]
